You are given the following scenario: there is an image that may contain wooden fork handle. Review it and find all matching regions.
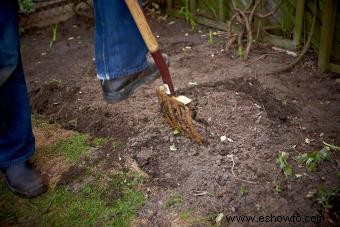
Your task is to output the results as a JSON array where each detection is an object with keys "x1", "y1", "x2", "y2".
[{"x1": 125, "y1": 0, "x2": 159, "y2": 53}]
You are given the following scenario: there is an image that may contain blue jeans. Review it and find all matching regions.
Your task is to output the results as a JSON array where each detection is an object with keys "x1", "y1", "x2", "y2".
[
  {"x1": 0, "y1": 1, "x2": 35, "y2": 168},
  {"x1": 93, "y1": 0, "x2": 148, "y2": 79}
]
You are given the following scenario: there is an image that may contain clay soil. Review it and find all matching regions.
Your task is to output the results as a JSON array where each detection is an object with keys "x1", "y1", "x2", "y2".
[{"x1": 22, "y1": 13, "x2": 339, "y2": 226}]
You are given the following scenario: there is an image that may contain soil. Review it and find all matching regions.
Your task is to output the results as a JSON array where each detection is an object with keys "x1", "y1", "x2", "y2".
[{"x1": 21, "y1": 13, "x2": 339, "y2": 226}]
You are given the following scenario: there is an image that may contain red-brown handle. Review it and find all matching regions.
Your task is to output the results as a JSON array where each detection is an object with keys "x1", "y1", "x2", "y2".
[{"x1": 124, "y1": 0, "x2": 175, "y2": 95}]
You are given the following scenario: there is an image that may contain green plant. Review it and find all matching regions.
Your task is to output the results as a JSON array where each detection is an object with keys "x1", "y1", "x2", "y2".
[
  {"x1": 275, "y1": 183, "x2": 282, "y2": 193},
  {"x1": 307, "y1": 187, "x2": 339, "y2": 209},
  {"x1": 50, "y1": 24, "x2": 58, "y2": 48},
  {"x1": 19, "y1": 0, "x2": 33, "y2": 13},
  {"x1": 240, "y1": 185, "x2": 248, "y2": 196},
  {"x1": 173, "y1": 128, "x2": 182, "y2": 136},
  {"x1": 238, "y1": 45, "x2": 244, "y2": 59},
  {"x1": 297, "y1": 147, "x2": 330, "y2": 171},
  {"x1": 49, "y1": 79, "x2": 62, "y2": 86},
  {"x1": 180, "y1": 0, "x2": 196, "y2": 31},
  {"x1": 0, "y1": 172, "x2": 145, "y2": 227},
  {"x1": 208, "y1": 30, "x2": 214, "y2": 45},
  {"x1": 276, "y1": 152, "x2": 292, "y2": 177}
]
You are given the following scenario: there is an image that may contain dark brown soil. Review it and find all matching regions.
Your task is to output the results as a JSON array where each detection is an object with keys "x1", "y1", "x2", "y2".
[{"x1": 22, "y1": 14, "x2": 339, "y2": 226}]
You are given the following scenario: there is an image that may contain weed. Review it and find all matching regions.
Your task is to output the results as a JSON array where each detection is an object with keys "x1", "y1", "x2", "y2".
[
  {"x1": 297, "y1": 146, "x2": 330, "y2": 171},
  {"x1": 50, "y1": 24, "x2": 58, "y2": 48},
  {"x1": 238, "y1": 45, "x2": 244, "y2": 59},
  {"x1": 173, "y1": 128, "x2": 181, "y2": 136},
  {"x1": 180, "y1": 0, "x2": 196, "y2": 31},
  {"x1": 165, "y1": 193, "x2": 182, "y2": 208},
  {"x1": 208, "y1": 30, "x2": 214, "y2": 45},
  {"x1": 275, "y1": 183, "x2": 282, "y2": 193},
  {"x1": 19, "y1": 0, "x2": 33, "y2": 12},
  {"x1": 92, "y1": 137, "x2": 108, "y2": 147},
  {"x1": 49, "y1": 79, "x2": 62, "y2": 86},
  {"x1": 276, "y1": 152, "x2": 292, "y2": 177},
  {"x1": 240, "y1": 185, "x2": 248, "y2": 196},
  {"x1": 307, "y1": 187, "x2": 339, "y2": 210}
]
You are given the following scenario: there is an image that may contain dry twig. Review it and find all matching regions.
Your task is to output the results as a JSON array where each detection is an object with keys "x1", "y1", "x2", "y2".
[{"x1": 227, "y1": 155, "x2": 258, "y2": 184}]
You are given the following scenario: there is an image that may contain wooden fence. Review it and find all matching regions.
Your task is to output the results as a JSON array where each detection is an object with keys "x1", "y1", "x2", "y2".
[{"x1": 166, "y1": 0, "x2": 340, "y2": 73}]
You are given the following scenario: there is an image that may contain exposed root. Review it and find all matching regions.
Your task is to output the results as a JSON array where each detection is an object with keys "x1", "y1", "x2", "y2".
[{"x1": 228, "y1": 0, "x2": 283, "y2": 60}]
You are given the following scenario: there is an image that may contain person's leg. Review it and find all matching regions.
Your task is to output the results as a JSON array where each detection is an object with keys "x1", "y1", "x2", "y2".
[
  {"x1": 92, "y1": 0, "x2": 168, "y2": 103},
  {"x1": 93, "y1": 0, "x2": 148, "y2": 79},
  {"x1": 0, "y1": 59, "x2": 35, "y2": 168},
  {"x1": 0, "y1": 0, "x2": 47, "y2": 198}
]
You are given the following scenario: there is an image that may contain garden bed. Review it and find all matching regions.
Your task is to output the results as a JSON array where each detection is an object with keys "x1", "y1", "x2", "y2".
[{"x1": 2, "y1": 13, "x2": 339, "y2": 226}]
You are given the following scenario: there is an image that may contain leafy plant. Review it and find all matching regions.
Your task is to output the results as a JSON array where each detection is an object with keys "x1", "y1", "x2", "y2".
[
  {"x1": 50, "y1": 24, "x2": 58, "y2": 48},
  {"x1": 180, "y1": 0, "x2": 196, "y2": 31},
  {"x1": 307, "y1": 187, "x2": 339, "y2": 209},
  {"x1": 276, "y1": 152, "x2": 292, "y2": 177},
  {"x1": 297, "y1": 147, "x2": 330, "y2": 171},
  {"x1": 19, "y1": 0, "x2": 33, "y2": 13},
  {"x1": 275, "y1": 183, "x2": 282, "y2": 193}
]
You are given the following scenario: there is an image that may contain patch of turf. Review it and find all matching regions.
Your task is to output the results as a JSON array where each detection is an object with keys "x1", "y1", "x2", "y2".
[
  {"x1": 177, "y1": 209, "x2": 216, "y2": 226},
  {"x1": 41, "y1": 134, "x2": 92, "y2": 162},
  {"x1": 165, "y1": 193, "x2": 182, "y2": 209},
  {"x1": 0, "y1": 172, "x2": 145, "y2": 227},
  {"x1": 92, "y1": 137, "x2": 108, "y2": 147},
  {"x1": 179, "y1": 209, "x2": 192, "y2": 221},
  {"x1": 31, "y1": 114, "x2": 56, "y2": 129}
]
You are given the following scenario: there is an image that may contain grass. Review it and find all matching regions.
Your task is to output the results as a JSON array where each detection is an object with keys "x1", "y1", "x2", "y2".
[
  {"x1": 0, "y1": 172, "x2": 145, "y2": 226},
  {"x1": 48, "y1": 134, "x2": 91, "y2": 161},
  {"x1": 0, "y1": 116, "x2": 145, "y2": 226},
  {"x1": 180, "y1": 0, "x2": 196, "y2": 31},
  {"x1": 178, "y1": 210, "x2": 217, "y2": 226},
  {"x1": 165, "y1": 193, "x2": 182, "y2": 209}
]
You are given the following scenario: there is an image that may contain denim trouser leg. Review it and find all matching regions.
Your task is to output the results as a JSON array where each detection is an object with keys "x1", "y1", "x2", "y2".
[
  {"x1": 93, "y1": 0, "x2": 148, "y2": 80},
  {"x1": 0, "y1": 1, "x2": 35, "y2": 168}
]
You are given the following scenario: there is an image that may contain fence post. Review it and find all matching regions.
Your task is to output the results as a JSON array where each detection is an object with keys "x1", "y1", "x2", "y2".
[
  {"x1": 318, "y1": 0, "x2": 337, "y2": 72},
  {"x1": 293, "y1": 0, "x2": 305, "y2": 47},
  {"x1": 218, "y1": 0, "x2": 225, "y2": 22},
  {"x1": 190, "y1": 0, "x2": 196, "y2": 15}
]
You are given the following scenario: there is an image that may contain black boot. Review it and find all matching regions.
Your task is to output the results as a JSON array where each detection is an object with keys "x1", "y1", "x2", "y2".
[
  {"x1": 100, "y1": 54, "x2": 169, "y2": 103},
  {"x1": 2, "y1": 161, "x2": 47, "y2": 198}
]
